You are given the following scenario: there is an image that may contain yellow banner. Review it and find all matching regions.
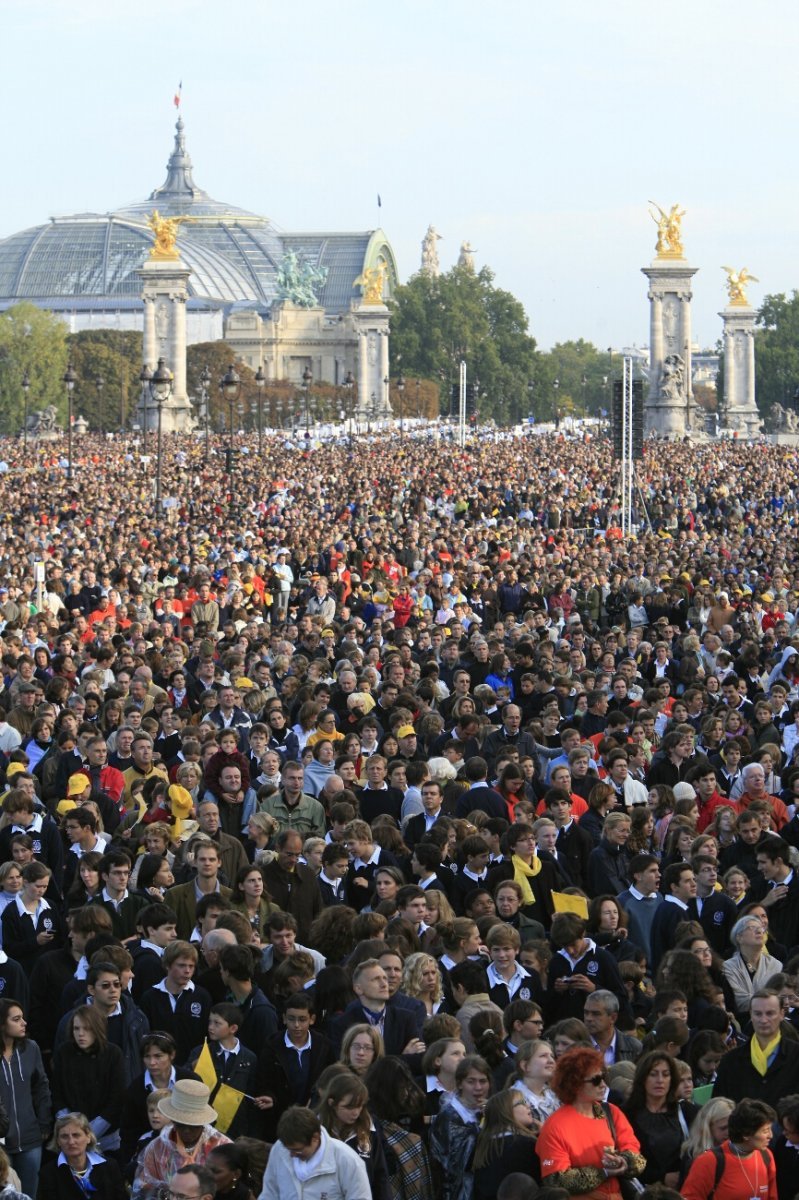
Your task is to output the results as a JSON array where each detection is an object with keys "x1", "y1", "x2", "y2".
[
  {"x1": 194, "y1": 1040, "x2": 217, "y2": 1092},
  {"x1": 552, "y1": 891, "x2": 589, "y2": 919},
  {"x1": 193, "y1": 1040, "x2": 245, "y2": 1133},
  {"x1": 213, "y1": 1083, "x2": 245, "y2": 1134}
]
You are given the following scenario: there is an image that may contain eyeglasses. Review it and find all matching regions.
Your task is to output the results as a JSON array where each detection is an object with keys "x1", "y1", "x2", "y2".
[
  {"x1": 95, "y1": 981, "x2": 122, "y2": 989},
  {"x1": 164, "y1": 1191, "x2": 201, "y2": 1200},
  {"x1": 583, "y1": 1073, "x2": 606, "y2": 1086}
]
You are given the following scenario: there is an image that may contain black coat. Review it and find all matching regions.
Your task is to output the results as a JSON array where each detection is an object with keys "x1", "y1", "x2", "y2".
[
  {"x1": 36, "y1": 1156, "x2": 127, "y2": 1200},
  {"x1": 50, "y1": 1040, "x2": 125, "y2": 1128},
  {"x1": 328, "y1": 1000, "x2": 419, "y2": 1056},
  {"x1": 27, "y1": 948, "x2": 76, "y2": 1050},
  {"x1": 260, "y1": 859, "x2": 322, "y2": 941},
  {"x1": 546, "y1": 941, "x2": 629, "y2": 1024},
  {"x1": 256, "y1": 1029, "x2": 335, "y2": 1140},
  {"x1": 713, "y1": 1036, "x2": 799, "y2": 1108},
  {"x1": 138, "y1": 983, "x2": 212, "y2": 1067},
  {"x1": 587, "y1": 838, "x2": 632, "y2": 896},
  {"x1": 1, "y1": 899, "x2": 66, "y2": 974}
]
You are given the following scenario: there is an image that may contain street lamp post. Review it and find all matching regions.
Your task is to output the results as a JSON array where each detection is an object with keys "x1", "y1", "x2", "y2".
[
  {"x1": 220, "y1": 364, "x2": 241, "y2": 475},
  {"x1": 254, "y1": 366, "x2": 265, "y2": 454},
  {"x1": 95, "y1": 375, "x2": 104, "y2": 432},
  {"x1": 150, "y1": 357, "x2": 174, "y2": 512},
  {"x1": 62, "y1": 362, "x2": 77, "y2": 481},
  {"x1": 553, "y1": 377, "x2": 560, "y2": 427},
  {"x1": 199, "y1": 366, "x2": 211, "y2": 461},
  {"x1": 21, "y1": 370, "x2": 30, "y2": 450},
  {"x1": 415, "y1": 378, "x2": 421, "y2": 420},
  {"x1": 581, "y1": 373, "x2": 587, "y2": 422},
  {"x1": 397, "y1": 372, "x2": 406, "y2": 438},
  {"x1": 384, "y1": 374, "x2": 390, "y2": 428},
  {"x1": 343, "y1": 370, "x2": 354, "y2": 445},
  {"x1": 301, "y1": 365, "x2": 312, "y2": 437},
  {"x1": 139, "y1": 364, "x2": 152, "y2": 456}
]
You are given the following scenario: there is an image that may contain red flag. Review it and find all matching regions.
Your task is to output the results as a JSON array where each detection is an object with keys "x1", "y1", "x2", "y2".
[{"x1": 174, "y1": 81, "x2": 182, "y2": 108}]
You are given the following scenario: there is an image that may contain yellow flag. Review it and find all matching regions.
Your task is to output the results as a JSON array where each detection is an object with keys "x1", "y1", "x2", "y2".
[
  {"x1": 552, "y1": 891, "x2": 589, "y2": 919},
  {"x1": 193, "y1": 1041, "x2": 245, "y2": 1134},
  {"x1": 194, "y1": 1040, "x2": 217, "y2": 1092},
  {"x1": 213, "y1": 1083, "x2": 245, "y2": 1134}
]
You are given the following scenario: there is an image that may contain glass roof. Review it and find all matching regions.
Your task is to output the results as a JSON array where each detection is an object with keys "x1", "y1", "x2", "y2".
[{"x1": 0, "y1": 118, "x2": 395, "y2": 311}]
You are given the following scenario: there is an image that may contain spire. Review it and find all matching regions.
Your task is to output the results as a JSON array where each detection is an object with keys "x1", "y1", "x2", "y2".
[{"x1": 148, "y1": 116, "x2": 210, "y2": 210}]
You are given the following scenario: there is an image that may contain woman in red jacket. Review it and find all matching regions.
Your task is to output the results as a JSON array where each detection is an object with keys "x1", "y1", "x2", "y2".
[
  {"x1": 682, "y1": 1097, "x2": 777, "y2": 1200},
  {"x1": 536, "y1": 1045, "x2": 644, "y2": 1198}
]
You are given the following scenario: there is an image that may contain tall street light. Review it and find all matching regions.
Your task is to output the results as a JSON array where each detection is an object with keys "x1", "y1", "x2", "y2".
[
  {"x1": 150, "y1": 357, "x2": 174, "y2": 512},
  {"x1": 254, "y1": 366, "x2": 265, "y2": 454},
  {"x1": 343, "y1": 370, "x2": 354, "y2": 445},
  {"x1": 139, "y1": 364, "x2": 152, "y2": 456},
  {"x1": 62, "y1": 362, "x2": 78, "y2": 480},
  {"x1": 21, "y1": 370, "x2": 30, "y2": 450},
  {"x1": 220, "y1": 364, "x2": 241, "y2": 474},
  {"x1": 397, "y1": 372, "x2": 406, "y2": 438},
  {"x1": 301, "y1": 365, "x2": 313, "y2": 437},
  {"x1": 383, "y1": 373, "x2": 390, "y2": 426},
  {"x1": 199, "y1": 365, "x2": 211, "y2": 461},
  {"x1": 95, "y1": 375, "x2": 104, "y2": 432}
]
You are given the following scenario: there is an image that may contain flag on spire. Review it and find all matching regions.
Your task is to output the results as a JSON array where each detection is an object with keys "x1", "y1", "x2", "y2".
[{"x1": 174, "y1": 81, "x2": 183, "y2": 109}]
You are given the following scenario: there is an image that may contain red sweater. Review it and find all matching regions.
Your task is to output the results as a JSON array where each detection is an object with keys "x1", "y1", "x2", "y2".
[{"x1": 682, "y1": 1141, "x2": 776, "y2": 1200}]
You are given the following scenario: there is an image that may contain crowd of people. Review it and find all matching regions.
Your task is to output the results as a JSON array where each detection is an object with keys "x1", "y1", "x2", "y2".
[{"x1": 0, "y1": 428, "x2": 797, "y2": 1199}]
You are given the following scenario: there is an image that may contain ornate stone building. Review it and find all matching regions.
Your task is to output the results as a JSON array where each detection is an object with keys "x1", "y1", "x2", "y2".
[{"x1": 0, "y1": 117, "x2": 399, "y2": 397}]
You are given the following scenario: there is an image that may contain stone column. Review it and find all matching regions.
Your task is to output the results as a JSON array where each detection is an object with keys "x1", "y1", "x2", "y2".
[
  {"x1": 136, "y1": 258, "x2": 195, "y2": 432},
  {"x1": 143, "y1": 297, "x2": 157, "y2": 371},
  {"x1": 720, "y1": 305, "x2": 761, "y2": 437},
  {"x1": 351, "y1": 303, "x2": 391, "y2": 419},
  {"x1": 641, "y1": 259, "x2": 698, "y2": 437}
]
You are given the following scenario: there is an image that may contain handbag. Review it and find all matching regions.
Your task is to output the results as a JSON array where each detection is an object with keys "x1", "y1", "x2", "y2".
[{"x1": 601, "y1": 1103, "x2": 645, "y2": 1199}]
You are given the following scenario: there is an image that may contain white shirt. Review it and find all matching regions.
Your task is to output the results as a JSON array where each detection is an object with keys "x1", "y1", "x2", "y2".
[{"x1": 154, "y1": 977, "x2": 195, "y2": 1012}]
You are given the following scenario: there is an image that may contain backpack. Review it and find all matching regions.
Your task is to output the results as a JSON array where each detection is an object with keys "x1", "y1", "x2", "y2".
[{"x1": 707, "y1": 1144, "x2": 770, "y2": 1200}]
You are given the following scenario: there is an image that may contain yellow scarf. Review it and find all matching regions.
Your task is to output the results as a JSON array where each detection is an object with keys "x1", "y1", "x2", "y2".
[
  {"x1": 512, "y1": 853, "x2": 542, "y2": 906},
  {"x1": 751, "y1": 1032, "x2": 780, "y2": 1076}
]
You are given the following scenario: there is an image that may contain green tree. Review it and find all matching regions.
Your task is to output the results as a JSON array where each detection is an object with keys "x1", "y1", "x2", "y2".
[
  {"x1": 753, "y1": 291, "x2": 799, "y2": 421},
  {"x1": 535, "y1": 339, "x2": 614, "y2": 421},
  {"x1": 0, "y1": 303, "x2": 69, "y2": 432},
  {"x1": 186, "y1": 342, "x2": 258, "y2": 429},
  {"x1": 67, "y1": 330, "x2": 143, "y2": 430},
  {"x1": 388, "y1": 264, "x2": 539, "y2": 423}
]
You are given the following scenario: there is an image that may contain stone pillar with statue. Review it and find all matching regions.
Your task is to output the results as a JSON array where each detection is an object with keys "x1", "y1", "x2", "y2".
[
  {"x1": 352, "y1": 263, "x2": 392, "y2": 419},
  {"x1": 719, "y1": 267, "x2": 762, "y2": 438},
  {"x1": 641, "y1": 203, "x2": 698, "y2": 437},
  {"x1": 135, "y1": 211, "x2": 195, "y2": 432}
]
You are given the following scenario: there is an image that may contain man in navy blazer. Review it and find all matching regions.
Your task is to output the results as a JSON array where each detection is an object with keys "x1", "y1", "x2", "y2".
[{"x1": 328, "y1": 958, "x2": 423, "y2": 1056}]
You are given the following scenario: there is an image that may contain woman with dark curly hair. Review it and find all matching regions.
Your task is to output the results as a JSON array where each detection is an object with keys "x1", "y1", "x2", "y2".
[
  {"x1": 623, "y1": 1051, "x2": 696, "y2": 1189},
  {"x1": 535, "y1": 1045, "x2": 644, "y2": 1197},
  {"x1": 656, "y1": 949, "x2": 719, "y2": 1028},
  {"x1": 307, "y1": 906, "x2": 357, "y2": 964}
]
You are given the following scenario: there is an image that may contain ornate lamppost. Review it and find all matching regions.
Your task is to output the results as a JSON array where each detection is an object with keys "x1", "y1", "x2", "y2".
[
  {"x1": 220, "y1": 364, "x2": 241, "y2": 474},
  {"x1": 150, "y1": 358, "x2": 173, "y2": 511},
  {"x1": 397, "y1": 372, "x2": 405, "y2": 438},
  {"x1": 62, "y1": 362, "x2": 78, "y2": 481},
  {"x1": 254, "y1": 366, "x2": 265, "y2": 454},
  {"x1": 21, "y1": 370, "x2": 30, "y2": 450}
]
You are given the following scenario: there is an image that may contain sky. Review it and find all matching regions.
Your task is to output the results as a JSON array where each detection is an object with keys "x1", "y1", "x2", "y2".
[{"x1": 2, "y1": 0, "x2": 798, "y2": 351}]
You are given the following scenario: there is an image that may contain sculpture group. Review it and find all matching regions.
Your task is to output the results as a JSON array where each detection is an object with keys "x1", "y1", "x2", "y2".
[{"x1": 644, "y1": 203, "x2": 761, "y2": 439}]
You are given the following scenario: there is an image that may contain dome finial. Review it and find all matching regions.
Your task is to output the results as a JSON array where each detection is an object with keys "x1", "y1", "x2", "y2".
[{"x1": 148, "y1": 114, "x2": 200, "y2": 208}]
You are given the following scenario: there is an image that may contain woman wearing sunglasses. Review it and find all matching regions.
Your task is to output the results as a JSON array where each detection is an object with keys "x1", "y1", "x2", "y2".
[{"x1": 536, "y1": 1045, "x2": 645, "y2": 1198}]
